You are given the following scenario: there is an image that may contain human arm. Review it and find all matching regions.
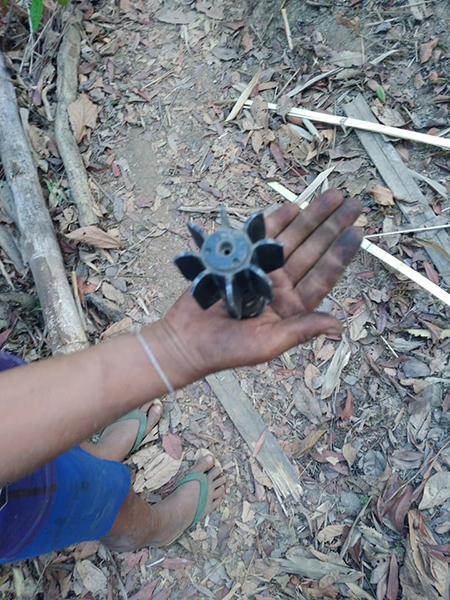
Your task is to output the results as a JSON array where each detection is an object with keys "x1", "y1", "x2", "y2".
[{"x1": 0, "y1": 189, "x2": 362, "y2": 486}]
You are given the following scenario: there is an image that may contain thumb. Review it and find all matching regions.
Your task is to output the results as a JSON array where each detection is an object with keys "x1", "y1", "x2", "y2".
[{"x1": 269, "y1": 312, "x2": 343, "y2": 356}]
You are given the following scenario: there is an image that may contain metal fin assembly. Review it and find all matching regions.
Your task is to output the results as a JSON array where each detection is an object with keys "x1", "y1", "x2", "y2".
[{"x1": 174, "y1": 207, "x2": 284, "y2": 319}]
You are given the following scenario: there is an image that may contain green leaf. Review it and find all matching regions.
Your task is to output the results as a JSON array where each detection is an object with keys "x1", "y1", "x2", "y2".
[
  {"x1": 375, "y1": 86, "x2": 385, "y2": 103},
  {"x1": 30, "y1": 0, "x2": 43, "y2": 31},
  {"x1": 55, "y1": 0, "x2": 69, "y2": 6}
]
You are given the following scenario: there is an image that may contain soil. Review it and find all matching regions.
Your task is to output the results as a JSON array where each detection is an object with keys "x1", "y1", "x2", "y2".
[{"x1": 1, "y1": 0, "x2": 450, "y2": 598}]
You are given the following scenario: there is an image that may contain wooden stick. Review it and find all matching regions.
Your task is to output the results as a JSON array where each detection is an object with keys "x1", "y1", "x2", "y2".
[
  {"x1": 55, "y1": 19, "x2": 98, "y2": 226},
  {"x1": 225, "y1": 68, "x2": 261, "y2": 123},
  {"x1": 0, "y1": 53, "x2": 89, "y2": 354},
  {"x1": 281, "y1": 8, "x2": 293, "y2": 51},
  {"x1": 244, "y1": 100, "x2": 450, "y2": 150}
]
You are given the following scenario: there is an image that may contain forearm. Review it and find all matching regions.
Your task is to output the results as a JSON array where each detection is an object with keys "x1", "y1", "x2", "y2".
[{"x1": 0, "y1": 320, "x2": 198, "y2": 486}]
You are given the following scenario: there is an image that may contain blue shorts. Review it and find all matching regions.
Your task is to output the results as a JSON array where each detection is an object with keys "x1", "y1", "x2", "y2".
[
  {"x1": 0, "y1": 352, "x2": 131, "y2": 563},
  {"x1": 0, "y1": 446, "x2": 131, "y2": 563}
]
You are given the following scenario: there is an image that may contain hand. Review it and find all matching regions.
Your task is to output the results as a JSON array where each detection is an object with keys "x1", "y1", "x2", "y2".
[{"x1": 161, "y1": 189, "x2": 362, "y2": 384}]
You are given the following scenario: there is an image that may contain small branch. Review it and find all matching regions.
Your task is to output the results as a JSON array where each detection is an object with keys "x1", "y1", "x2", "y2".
[
  {"x1": 281, "y1": 8, "x2": 293, "y2": 51},
  {"x1": 55, "y1": 18, "x2": 98, "y2": 226}
]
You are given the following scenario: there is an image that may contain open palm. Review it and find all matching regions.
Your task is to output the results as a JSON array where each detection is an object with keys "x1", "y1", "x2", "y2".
[{"x1": 165, "y1": 189, "x2": 363, "y2": 380}]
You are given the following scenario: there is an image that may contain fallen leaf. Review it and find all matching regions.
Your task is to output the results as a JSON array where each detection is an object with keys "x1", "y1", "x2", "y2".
[
  {"x1": 212, "y1": 46, "x2": 238, "y2": 61},
  {"x1": 304, "y1": 363, "x2": 320, "y2": 394},
  {"x1": 369, "y1": 184, "x2": 394, "y2": 206},
  {"x1": 101, "y1": 317, "x2": 133, "y2": 340},
  {"x1": 129, "y1": 579, "x2": 159, "y2": 600},
  {"x1": 371, "y1": 104, "x2": 406, "y2": 127},
  {"x1": 339, "y1": 389, "x2": 354, "y2": 421},
  {"x1": 68, "y1": 94, "x2": 99, "y2": 143},
  {"x1": 252, "y1": 428, "x2": 268, "y2": 458},
  {"x1": 250, "y1": 458, "x2": 273, "y2": 489},
  {"x1": 317, "y1": 524, "x2": 346, "y2": 544},
  {"x1": 159, "y1": 557, "x2": 194, "y2": 570},
  {"x1": 294, "y1": 379, "x2": 322, "y2": 423},
  {"x1": 419, "y1": 472, "x2": 450, "y2": 510},
  {"x1": 270, "y1": 142, "x2": 285, "y2": 171},
  {"x1": 162, "y1": 433, "x2": 182, "y2": 460},
  {"x1": 73, "y1": 541, "x2": 100, "y2": 560},
  {"x1": 387, "y1": 553, "x2": 399, "y2": 600},
  {"x1": 76, "y1": 560, "x2": 107, "y2": 596},
  {"x1": 342, "y1": 442, "x2": 357, "y2": 467},
  {"x1": 102, "y1": 282, "x2": 124, "y2": 305},
  {"x1": 66, "y1": 226, "x2": 121, "y2": 249},
  {"x1": 420, "y1": 38, "x2": 439, "y2": 64},
  {"x1": 321, "y1": 336, "x2": 351, "y2": 399},
  {"x1": 155, "y1": 8, "x2": 197, "y2": 24},
  {"x1": 423, "y1": 261, "x2": 439, "y2": 284},
  {"x1": 132, "y1": 446, "x2": 182, "y2": 493},
  {"x1": 294, "y1": 429, "x2": 326, "y2": 458}
]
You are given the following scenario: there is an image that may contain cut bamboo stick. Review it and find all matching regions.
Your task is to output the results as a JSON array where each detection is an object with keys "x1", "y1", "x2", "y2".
[{"x1": 244, "y1": 100, "x2": 450, "y2": 150}]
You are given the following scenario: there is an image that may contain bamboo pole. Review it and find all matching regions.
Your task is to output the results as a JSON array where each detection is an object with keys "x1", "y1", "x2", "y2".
[{"x1": 0, "y1": 53, "x2": 89, "y2": 354}]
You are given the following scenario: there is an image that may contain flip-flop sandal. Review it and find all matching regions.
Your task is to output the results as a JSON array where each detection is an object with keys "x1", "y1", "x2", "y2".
[
  {"x1": 99, "y1": 400, "x2": 162, "y2": 455},
  {"x1": 168, "y1": 472, "x2": 209, "y2": 544}
]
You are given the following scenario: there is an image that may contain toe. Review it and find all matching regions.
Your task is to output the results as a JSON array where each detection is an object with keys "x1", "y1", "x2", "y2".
[
  {"x1": 145, "y1": 400, "x2": 163, "y2": 432},
  {"x1": 192, "y1": 454, "x2": 215, "y2": 474}
]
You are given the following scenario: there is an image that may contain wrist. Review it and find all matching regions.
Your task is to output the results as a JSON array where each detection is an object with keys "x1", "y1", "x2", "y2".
[{"x1": 140, "y1": 318, "x2": 205, "y2": 390}]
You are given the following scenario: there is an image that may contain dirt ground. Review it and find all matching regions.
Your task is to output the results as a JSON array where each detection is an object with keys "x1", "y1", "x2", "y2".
[{"x1": 1, "y1": 0, "x2": 450, "y2": 598}]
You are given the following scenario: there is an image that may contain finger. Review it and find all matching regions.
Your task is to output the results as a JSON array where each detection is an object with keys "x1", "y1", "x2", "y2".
[
  {"x1": 285, "y1": 197, "x2": 362, "y2": 282},
  {"x1": 267, "y1": 312, "x2": 343, "y2": 357},
  {"x1": 275, "y1": 189, "x2": 344, "y2": 258},
  {"x1": 265, "y1": 202, "x2": 300, "y2": 239},
  {"x1": 295, "y1": 226, "x2": 363, "y2": 311}
]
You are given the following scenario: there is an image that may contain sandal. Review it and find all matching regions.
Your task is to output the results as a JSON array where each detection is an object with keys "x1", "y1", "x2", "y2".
[{"x1": 169, "y1": 472, "x2": 209, "y2": 544}]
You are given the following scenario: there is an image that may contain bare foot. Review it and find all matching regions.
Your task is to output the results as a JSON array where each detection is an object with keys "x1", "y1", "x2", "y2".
[
  {"x1": 150, "y1": 455, "x2": 226, "y2": 546},
  {"x1": 82, "y1": 400, "x2": 163, "y2": 462}
]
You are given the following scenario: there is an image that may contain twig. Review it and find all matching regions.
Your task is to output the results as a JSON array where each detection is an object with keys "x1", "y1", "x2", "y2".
[
  {"x1": 365, "y1": 223, "x2": 450, "y2": 238},
  {"x1": 244, "y1": 100, "x2": 450, "y2": 150},
  {"x1": 55, "y1": 18, "x2": 98, "y2": 226},
  {"x1": 281, "y1": 8, "x2": 293, "y2": 51},
  {"x1": 105, "y1": 548, "x2": 128, "y2": 600}
]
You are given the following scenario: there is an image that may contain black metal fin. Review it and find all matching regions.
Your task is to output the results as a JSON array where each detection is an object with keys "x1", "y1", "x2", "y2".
[
  {"x1": 252, "y1": 239, "x2": 284, "y2": 273},
  {"x1": 191, "y1": 271, "x2": 222, "y2": 310},
  {"x1": 224, "y1": 277, "x2": 242, "y2": 319},
  {"x1": 247, "y1": 265, "x2": 273, "y2": 303},
  {"x1": 244, "y1": 212, "x2": 265, "y2": 243},
  {"x1": 187, "y1": 222, "x2": 206, "y2": 249},
  {"x1": 174, "y1": 252, "x2": 205, "y2": 281}
]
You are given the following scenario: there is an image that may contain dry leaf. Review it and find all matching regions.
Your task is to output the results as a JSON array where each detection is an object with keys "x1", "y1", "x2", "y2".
[
  {"x1": 304, "y1": 363, "x2": 320, "y2": 394},
  {"x1": 250, "y1": 457, "x2": 273, "y2": 489},
  {"x1": 102, "y1": 282, "x2": 124, "y2": 305},
  {"x1": 420, "y1": 38, "x2": 439, "y2": 64},
  {"x1": 162, "y1": 433, "x2": 183, "y2": 460},
  {"x1": 369, "y1": 184, "x2": 394, "y2": 206},
  {"x1": 317, "y1": 524, "x2": 345, "y2": 544},
  {"x1": 132, "y1": 446, "x2": 181, "y2": 493},
  {"x1": 294, "y1": 429, "x2": 326, "y2": 458},
  {"x1": 371, "y1": 104, "x2": 406, "y2": 127},
  {"x1": 342, "y1": 442, "x2": 357, "y2": 467},
  {"x1": 68, "y1": 94, "x2": 99, "y2": 143},
  {"x1": 252, "y1": 428, "x2": 267, "y2": 458},
  {"x1": 419, "y1": 472, "x2": 450, "y2": 510},
  {"x1": 155, "y1": 8, "x2": 197, "y2": 24},
  {"x1": 76, "y1": 560, "x2": 107, "y2": 596},
  {"x1": 66, "y1": 226, "x2": 122, "y2": 249},
  {"x1": 321, "y1": 336, "x2": 351, "y2": 399},
  {"x1": 159, "y1": 557, "x2": 194, "y2": 570},
  {"x1": 101, "y1": 317, "x2": 133, "y2": 340},
  {"x1": 340, "y1": 389, "x2": 354, "y2": 421},
  {"x1": 294, "y1": 379, "x2": 322, "y2": 423}
]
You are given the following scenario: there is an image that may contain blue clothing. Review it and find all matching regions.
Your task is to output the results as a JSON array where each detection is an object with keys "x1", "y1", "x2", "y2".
[{"x1": 0, "y1": 352, "x2": 131, "y2": 563}]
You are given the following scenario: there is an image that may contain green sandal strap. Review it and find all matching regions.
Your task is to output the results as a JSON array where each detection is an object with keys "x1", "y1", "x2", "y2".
[
  {"x1": 113, "y1": 410, "x2": 148, "y2": 453},
  {"x1": 174, "y1": 472, "x2": 209, "y2": 531}
]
